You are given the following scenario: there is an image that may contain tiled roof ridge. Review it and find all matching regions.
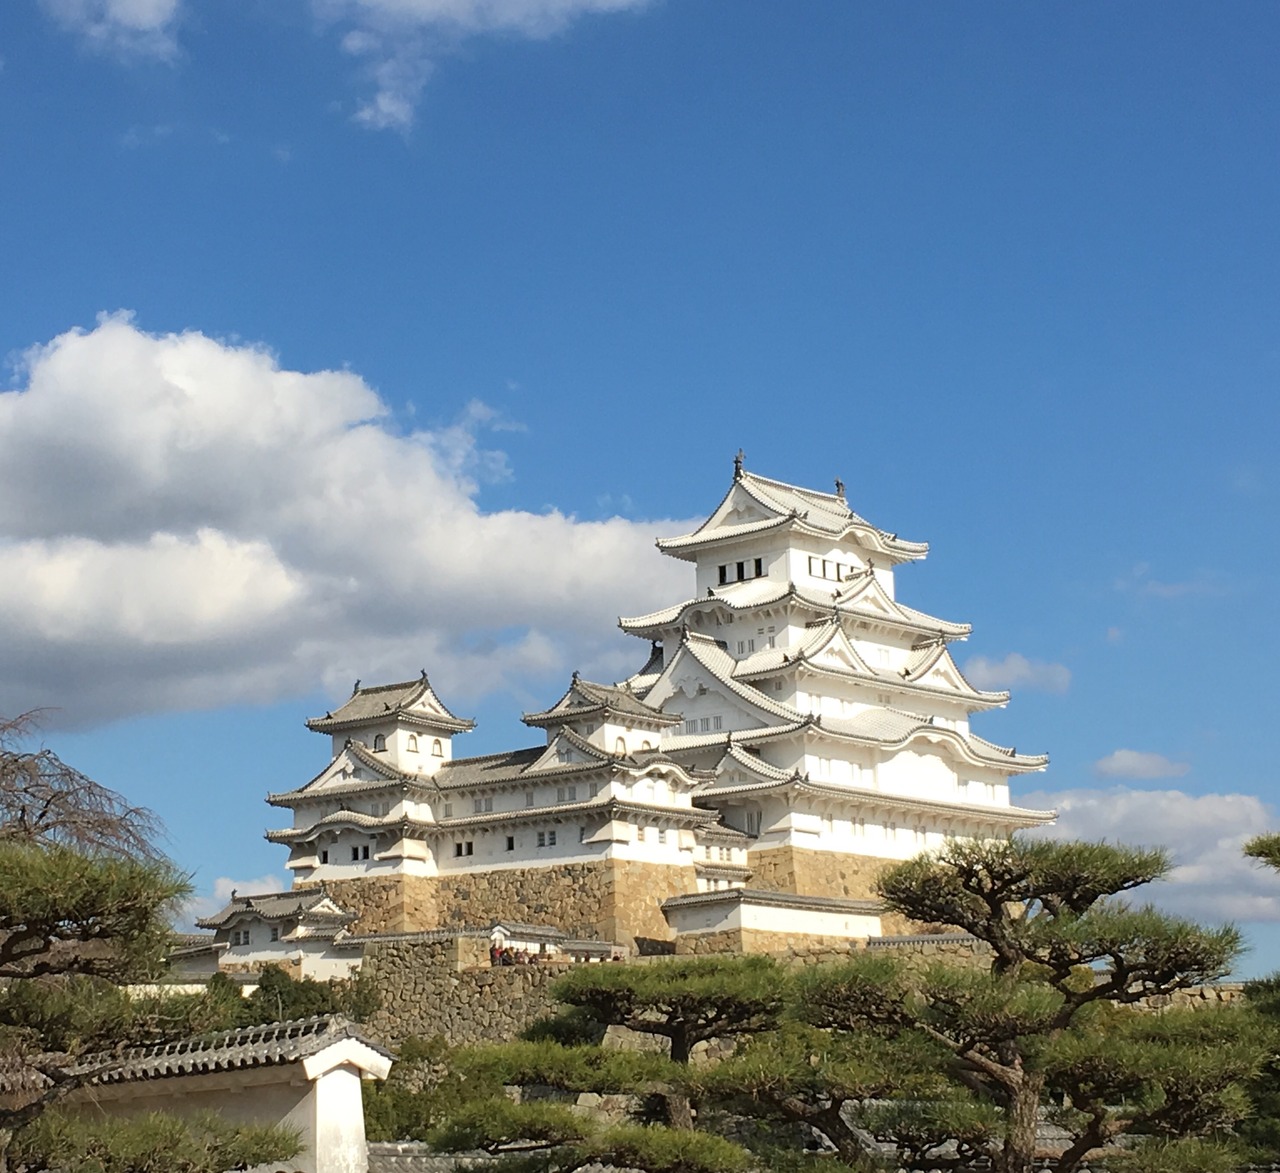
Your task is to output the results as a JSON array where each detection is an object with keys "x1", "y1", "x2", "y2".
[{"x1": 83, "y1": 1014, "x2": 392, "y2": 1086}]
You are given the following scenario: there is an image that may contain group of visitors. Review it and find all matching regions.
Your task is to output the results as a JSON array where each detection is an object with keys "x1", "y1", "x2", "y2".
[{"x1": 489, "y1": 945, "x2": 542, "y2": 966}]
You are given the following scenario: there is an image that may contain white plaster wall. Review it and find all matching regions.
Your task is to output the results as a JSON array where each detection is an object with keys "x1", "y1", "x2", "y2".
[{"x1": 666, "y1": 899, "x2": 881, "y2": 940}]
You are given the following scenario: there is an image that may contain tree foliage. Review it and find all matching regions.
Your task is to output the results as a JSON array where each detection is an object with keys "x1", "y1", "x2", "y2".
[{"x1": 0, "y1": 713, "x2": 297, "y2": 1172}]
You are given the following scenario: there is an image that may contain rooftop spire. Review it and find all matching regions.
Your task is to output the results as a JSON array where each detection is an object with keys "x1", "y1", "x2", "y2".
[{"x1": 733, "y1": 448, "x2": 745, "y2": 479}]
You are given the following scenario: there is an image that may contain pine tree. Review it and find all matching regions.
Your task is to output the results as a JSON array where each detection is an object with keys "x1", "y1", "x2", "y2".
[{"x1": 0, "y1": 713, "x2": 298, "y2": 1172}]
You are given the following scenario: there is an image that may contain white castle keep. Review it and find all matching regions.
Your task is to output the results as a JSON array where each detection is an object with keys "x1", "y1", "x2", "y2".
[{"x1": 240, "y1": 460, "x2": 1052, "y2": 957}]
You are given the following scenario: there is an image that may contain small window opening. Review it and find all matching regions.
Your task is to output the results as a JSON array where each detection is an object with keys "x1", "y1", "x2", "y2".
[
  {"x1": 431, "y1": 739, "x2": 443, "y2": 757},
  {"x1": 372, "y1": 734, "x2": 386, "y2": 752},
  {"x1": 406, "y1": 734, "x2": 419, "y2": 752},
  {"x1": 505, "y1": 835, "x2": 515, "y2": 851},
  {"x1": 320, "y1": 849, "x2": 329, "y2": 864},
  {"x1": 270, "y1": 927, "x2": 279, "y2": 942}
]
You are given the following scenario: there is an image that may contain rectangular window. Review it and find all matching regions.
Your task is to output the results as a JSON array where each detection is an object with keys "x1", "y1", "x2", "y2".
[
  {"x1": 736, "y1": 640, "x2": 745, "y2": 654},
  {"x1": 484, "y1": 797, "x2": 493, "y2": 812},
  {"x1": 712, "y1": 715, "x2": 722, "y2": 730},
  {"x1": 589, "y1": 782, "x2": 598, "y2": 798},
  {"x1": 809, "y1": 556, "x2": 820, "y2": 576},
  {"x1": 747, "y1": 638, "x2": 755, "y2": 652},
  {"x1": 736, "y1": 561, "x2": 745, "y2": 580},
  {"x1": 320, "y1": 849, "x2": 329, "y2": 864},
  {"x1": 718, "y1": 564, "x2": 728, "y2": 584},
  {"x1": 454, "y1": 842, "x2": 464, "y2": 857},
  {"x1": 556, "y1": 787, "x2": 565, "y2": 802},
  {"x1": 525, "y1": 791, "x2": 535, "y2": 807},
  {"x1": 658, "y1": 828, "x2": 667, "y2": 845},
  {"x1": 579, "y1": 826, "x2": 587, "y2": 843},
  {"x1": 537, "y1": 831, "x2": 546, "y2": 848},
  {"x1": 754, "y1": 557, "x2": 763, "y2": 577},
  {"x1": 548, "y1": 830, "x2": 557, "y2": 846},
  {"x1": 270, "y1": 927, "x2": 279, "y2": 942},
  {"x1": 684, "y1": 719, "x2": 698, "y2": 734},
  {"x1": 443, "y1": 803, "x2": 453, "y2": 818},
  {"x1": 361, "y1": 844, "x2": 370, "y2": 860},
  {"x1": 506, "y1": 835, "x2": 515, "y2": 851},
  {"x1": 351, "y1": 846, "x2": 359, "y2": 862},
  {"x1": 465, "y1": 841, "x2": 474, "y2": 856},
  {"x1": 699, "y1": 717, "x2": 710, "y2": 732}
]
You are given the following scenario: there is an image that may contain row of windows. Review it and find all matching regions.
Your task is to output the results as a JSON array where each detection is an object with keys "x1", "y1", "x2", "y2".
[
  {"x1": 443, "y1": 783, "x2": 601, "y2": 819},
  {"x1": 718, "y1": 558, "x2": 765, "y2": 584},
  {"x1": 318, "y1": 843, "x2": 372, "y2": 864},
  {"x1": 230, "y1": 927, "x2": 280, "y2": 946},
  {"x1": 809, "y1": 556, "x2": 854, "y2": 582},
  {"x1": 683, "y1": 716, "x2": 724, "y2": 734},
  {"x1": 371, "y1": 734, "x2": 444, "y2": 756}
]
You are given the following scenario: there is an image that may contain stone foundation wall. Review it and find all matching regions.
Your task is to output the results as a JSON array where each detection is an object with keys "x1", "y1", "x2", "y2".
[
  {"x1": 303, "y1": 875, "x2": 440, "y2": 935},
  {"x1": 675, "y1": 928, "x2": 862, "y2": 962},
  {"x1": 361, "y1": 938, "x2": 568, "y2": 1048},
  {"x1": 748, "y1": 845, "x2": 887, "y2": 901}
]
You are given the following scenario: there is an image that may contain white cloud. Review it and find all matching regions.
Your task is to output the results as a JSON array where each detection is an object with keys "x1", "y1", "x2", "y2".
[
  {"x1": 41, "y1": 0, "x2": 181, "y2": 59},
  {"x1": 962, "y1": 652, "x2": 1070, "y2": 695},
  {"x1": 41, "y1": 0, "x2": 653, "y2": 130},
  {"x1": 1113, "y1": 562, "x2": 1231, "y2": 600},
  {"x1": 1093, "y1": 749, "x2": 1190, "y2": 780},
  {"x1": 1023, "y1": 786, "x2": 1280, "y2": 926},
  {"x1": 0, "y1": 313, "x2": 689, "y2": 727},
  {"x1": 323, "y1": 0, "x2": 654, "y2": 130},
  {"x1": 179, "y1": 873, "x2": 286, "y2": 930}
]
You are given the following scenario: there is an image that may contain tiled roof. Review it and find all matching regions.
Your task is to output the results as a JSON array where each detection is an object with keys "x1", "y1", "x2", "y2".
[
  {"x1": 662, "y1": 886, "x2": 884, "y2": 915},
  {"x1": 698, "y1": 774, "x2": 1056, "y2": 826},
  {"x1": 675, "y1": 632, "x2": 804, "y2": 723},
  {"x1": 196, "y1": 889, "x2": 355, "y2": 930},
  {"x1": 523, "y1": 676, "x2": 680, "y2": 728},
  {"x1": 656, "y1": 469, "x2": 928, "y2": 563},
  {"x1": 660, "y1": 719, "x2": 811, "y2": 753},
  {"x1": 85, "y1": 1015, "x2": 391, "y2": 1086},
  {"x1": 307, "y1": 676, "x2": 474, "y2": 734},
  {"x1": 619, "y1": 578, "x2": 967, "y2": 640}
]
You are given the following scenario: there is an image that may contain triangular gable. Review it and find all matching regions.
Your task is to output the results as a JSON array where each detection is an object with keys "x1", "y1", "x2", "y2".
[
  {"x1": 906, "y1": 647, "x2": 1003, "y2": 699},
  {"x1": 645, "y1": 635, "x2": 799, "y2": 729},
  {"x1": 801, "y1": 622, "x2": 874, "y2": 677},
  {"x1": 524, "y1": 727, "x2": 613, "y2": 773},
  {"x1": 836, "y1": 573, "x2": 901, "y2": 620},
  {"x1": 292, "y1": 743, "x2": 401, "y2": 796}
]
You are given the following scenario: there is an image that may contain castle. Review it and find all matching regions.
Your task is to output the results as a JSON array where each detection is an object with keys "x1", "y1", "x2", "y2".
[{"x1": 193, "y1": 461, "x2": 1053, "y2": 965}]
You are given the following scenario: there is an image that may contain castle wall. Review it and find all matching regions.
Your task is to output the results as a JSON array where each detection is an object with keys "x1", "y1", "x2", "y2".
[
  {"x1": 748, "y1": 844, "x2": 887, "y2": 901},
  {"x1": 309, "y1": 859, "x2": 697, "y2": 949},
  {"x1": 361, "y1": 938, "x2": 566, "y2": 1048}
]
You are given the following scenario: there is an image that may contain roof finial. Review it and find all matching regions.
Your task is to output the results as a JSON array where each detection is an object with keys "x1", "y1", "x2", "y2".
[
  {"x1": 420, "y1": 668, "x2": 428, "y2": 681},
  {"x1": 353, "y1": 679, "x2": 361, "y2": 693},
  {"x1": 834, "y1": 477, "x2": 845, "y2": 500},
  {"x1": 231, "y1": 889, "x2": 238, "y2": 900},
  {"x1": 733, "y1": 448, "x2": 745, "y2": 479},
  {"x1": 572, "y1": 669, "x2": 580, "y2": 683}
]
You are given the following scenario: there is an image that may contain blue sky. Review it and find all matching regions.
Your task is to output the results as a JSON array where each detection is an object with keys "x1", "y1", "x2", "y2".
[{"x1": 2, "y1": 1, "x2": 1278, "y2": 969}]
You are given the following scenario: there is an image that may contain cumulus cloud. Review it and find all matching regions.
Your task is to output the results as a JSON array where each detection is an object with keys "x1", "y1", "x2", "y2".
[
  {"x1": 178, "y1": 873, "x2": 286, "y2": 930},
  {"x1": 1093, "y1": 749, "x2": 1190, "y2": 780},
  {"x1": 1023, "y1": 786, "x2": 1280, "y2": 926},
  {"x1": 0, "y1": 313, "x2": 688, "y2": 727},
  {"x1": 962, "y1": 652, "x2": 1070, "y2": 695},
  {"x1": 40, "y1": 0, "x2": 181, "y2": 59}
]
